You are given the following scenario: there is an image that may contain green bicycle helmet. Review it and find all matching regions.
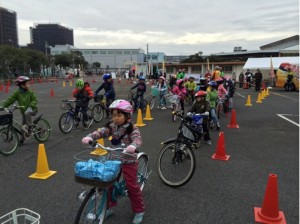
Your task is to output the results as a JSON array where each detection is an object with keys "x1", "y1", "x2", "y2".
[{"x1": 76, "y1": 79, "x2": 84, "y2": 90}]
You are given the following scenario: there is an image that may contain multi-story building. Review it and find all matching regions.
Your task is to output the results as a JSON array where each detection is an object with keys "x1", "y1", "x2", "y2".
[
  {"x1": 29, "y1": 23, "x2": 73, "y2": 54},
  {"x1": 0, "y1": 7, "x2": 18, "y2": 47}
]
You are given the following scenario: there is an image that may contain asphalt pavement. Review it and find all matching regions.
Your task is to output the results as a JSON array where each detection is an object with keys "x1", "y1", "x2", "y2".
[{"x1": 0, "y1": 77, "x2": 299, "y2": 224}]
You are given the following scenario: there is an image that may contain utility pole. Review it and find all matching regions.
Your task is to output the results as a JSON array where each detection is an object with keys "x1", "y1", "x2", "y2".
[{"x1": 146, "y1": 43, "x2": 149, "y2": 78}]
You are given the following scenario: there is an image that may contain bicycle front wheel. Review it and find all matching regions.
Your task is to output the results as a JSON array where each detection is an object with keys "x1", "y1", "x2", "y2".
[
  {"x1": 91, "y1": 104, "x2": 104, "y2": 123},
  {"x1": 74, "y1": 188, "x2": 108, "y2": 224},
  {"x1": 85, "y1": 108, "x2": 94, "y2": 128},
  {"x1": 58, "y1": 112, "x2": 74, "y2": 134},
  {"x1": 171, "y1": 104, "x2": 177, "y2": 122},
  {"x1": 137, "y1": 153, "x2": 149, "y2": 191},
  {"x1": 34, "y1": 118, "x2": 51, "y2": 142},
  {"x1": 0, "y1": 127, "x2": 19, "y2": 156},
  {"x1": 149, "y1": 96, "x2": 156, "y2": 110},
  {"x1": 157, "y1": 141, "x2": 196, "y2": 187},
  {"x1": 141, "y1": 100, "x2": 148, "y2": 112}
]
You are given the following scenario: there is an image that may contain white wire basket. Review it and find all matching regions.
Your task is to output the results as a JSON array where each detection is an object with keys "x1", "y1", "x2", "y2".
[
  {"x1": 169, "y1": 95, "x2": 180, "y2": 104},
  {"x1": 0, "y1": 208, "x2": 40, "y2": 224}
]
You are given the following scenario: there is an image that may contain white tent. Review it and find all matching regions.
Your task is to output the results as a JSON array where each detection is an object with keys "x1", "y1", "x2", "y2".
[{"x1": 243, "y1": 57, "x2": 299, "y2": 70}]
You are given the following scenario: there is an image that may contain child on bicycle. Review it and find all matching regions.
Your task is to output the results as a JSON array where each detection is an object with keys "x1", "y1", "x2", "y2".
[
  {"x1": 156, "y1": 76, "x2": 168, "y2": 109},
  {"x1": 187, "y1": 91, "x2": 212, "y2": 145},
  {"x1": 130, "y1": 76, "x2": 147, "y2": 111},
  {"x1": 216, "y1": 77, "x2": 229, "y2": 113},
  {"x1": 94, "y1": 73, "x2": 116, "y2": 118},
  {"x1": 206, "y1": 81, "x2": 220, "y2": 130},
  {"x1": 172, "y1": 79, "x2": 187, "y2": 113},
  {"x1": 184, "y1": 76, "x2": 197, "y2": 102},
  {"x1": 72, "y1": 79, "x2": 93, "y2": 128},
  {"x1": 82, "y1": 99, "x2": 145, "y2": 224},
  {"x1": 1, "y1": 76, "x2": 38, "y2": 136}
]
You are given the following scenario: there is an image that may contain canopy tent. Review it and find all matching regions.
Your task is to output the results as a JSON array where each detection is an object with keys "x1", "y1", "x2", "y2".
[{"x1": 243, "y1": 57, "x2": 299, "y2": 70}]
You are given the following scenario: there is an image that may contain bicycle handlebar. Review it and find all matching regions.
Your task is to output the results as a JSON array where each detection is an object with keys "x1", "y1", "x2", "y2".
[
  {"x1": 88, "y1": 140, "x2": 139, "y2": 154},
  {"x1": 0, "y1": 104, "x2": 24, "y2": 113}
]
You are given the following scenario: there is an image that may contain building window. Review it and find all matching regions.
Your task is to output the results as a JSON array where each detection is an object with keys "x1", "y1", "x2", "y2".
[
  {"x1": 191, "y1": 66, "x2": 201, "y2": 72},
  {"x1": 92, "y1": 51, "x2": 98, "y2": 54},
  {"x1": 131, "y1": 50, "x2": 138, "y2": 54},
  {"x1": 152, "y1": 55, "x2": 158, "y2": 60},
  {"x1": 222, "y1": 66, "x2": 233, "y2": 73},
  {"x1": 84, "y1": 51, "x2": 91, "y2": 54},
  {"x1": 108, "y1": 50, "x2": 115, "y2": 54},
  {"x1": 115, "y1": 50, "x2": 122, "y2": 54},
  {"x1": 100, "y1": 50, "x2": 106, "y2": 54},
  {"x1": 124, "y1": 50, "x2": 130, "y2": 55}
]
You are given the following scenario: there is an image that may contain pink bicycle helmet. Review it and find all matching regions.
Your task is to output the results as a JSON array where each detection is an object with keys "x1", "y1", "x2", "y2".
[
  {"x1": 159, "y1": 76, "x2": 165, "y2": 81},
  {"x1": 176, "y1": 79, "x2": 184, "y2": 86},
  {"x1": 109, "y1": 99, "x2": 133, "y2": 116}
]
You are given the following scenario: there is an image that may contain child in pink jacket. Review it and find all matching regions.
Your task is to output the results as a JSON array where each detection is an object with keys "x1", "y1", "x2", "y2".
[{"x1": 172, "y1": 79, "x2": 187, "y2": 112}]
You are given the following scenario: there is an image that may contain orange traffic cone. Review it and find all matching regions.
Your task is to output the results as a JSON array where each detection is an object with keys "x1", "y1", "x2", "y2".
[
  {"x1": 256, "y1": 93, "x2": 262, "y2": 103},
  {"x1": 245, "y1": 95, "x2": 252, "y2": 106},
  {"x1": 254, "y1": 174, "x2": 286, "y2": 224},
  {"x1": 50, "y1": 88, "x2": 54, "y2": 97},
  {"x1": 29, "y1": 144, "x2": 57, "y2": 179},
  {"x1": 90, "y1": 138, "x2": 107, "y2": 155},
  {"x1": 211, "y1": 132, "x2": 230, "y2": 161},
  {"x1": 144, "y1": 104, "x2": 153, "y2": 121},
  {"x1": 135, "y1": 109, "x2": 146, "y2": 127},
  {"x1": 243, "y1": 81, "x2": 249, "y2": 89},
  {"x1": 227, "y1": 110, "x2": 239, "y2": 128}
]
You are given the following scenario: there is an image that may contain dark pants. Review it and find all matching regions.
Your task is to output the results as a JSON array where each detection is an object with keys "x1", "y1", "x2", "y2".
[
  {"x1": 202, "y1": 120, "x2": 211, "y2": 141},
  {"x1": 255, "y1": 82, "x2": 261, "y2": 91},
  {"x1": 75, "y1": 106, "x2": 88, "y2": 122}
]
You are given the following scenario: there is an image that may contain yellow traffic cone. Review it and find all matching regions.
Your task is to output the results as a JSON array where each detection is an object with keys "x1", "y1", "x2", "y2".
[
  {"x1": 63, "y1": 81, "x2": 66, "y2": 87},
  {"x1": 266, "y1": 88, "x2": 270, "y2": 96},
  {"x1": 261, "y1": 89, "x2": 266, "y2": 99},
  {"x1": 144, "y1": 104, "x2": 153, "y2": 121},
  {"x1": 245, "y1": 95, "x2": 252, "y2": 106},
  {"x1": 90, "y1": 138, "x2": 107, "y2": 155},
  {"x1": 29, "y1": 144, "x2": 57, "y2": 179},
  {"x1": 135, "y1": 109, "x2": 146, "y2": 127},
  {"x1": 256, "y1": 92, "x2": 262, "y2": 103},
  {"x1": 69, "y1": 81, "x2": 73, "y2": 87}
]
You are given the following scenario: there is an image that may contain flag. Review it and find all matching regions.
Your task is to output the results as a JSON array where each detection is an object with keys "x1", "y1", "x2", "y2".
[
  {"x1": 162, "y1": 60, "x2": 165, "y2": 76},
  {"x1": 207, "y1": 58, "x2": 210, "y2": 72},
  {"x1": 270, "y1": 57, "x2": 275, "y2": 78}
]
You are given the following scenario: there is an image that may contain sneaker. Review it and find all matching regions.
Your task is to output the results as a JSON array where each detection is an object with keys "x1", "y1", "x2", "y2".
[
  {"x1": 105, "y1": 209, "x2": 114, "y2": 220},
  {"x1": 161, "y1": 107, "x2": 167, "y2": 110},
  {"x1": 133, "y1": 212, "x2": 145, "y2": 224},
  {"x1": 206, "y1": 140, "x2": 212, "y2": 145}
]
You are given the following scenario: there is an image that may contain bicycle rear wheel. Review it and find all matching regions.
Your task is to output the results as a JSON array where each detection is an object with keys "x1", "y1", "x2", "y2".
[
  {"x1": 58, "y1": 112, "x2": 74, "y2": 134},
  {"x1": 34, "y1": 118, "x2": 51, "y2": 142},
  {"x1": 91, "y1": 104, "x2": 104, "y2": 123},
  {"x1": 0, "y1": 127, "x2": 19, "y2": 156},
  {"x1": 74, "y1": 187, "x2": 108, "y2": 224},
  {"x1": 137, "y1": 153, "x2": 149, "y2": 191},
  {"x1": 171, "y1": 104, "x2": 177, "y2": 122},
  {"x1": 157, "y1": 141, "x2": 196, "y2": 187}
]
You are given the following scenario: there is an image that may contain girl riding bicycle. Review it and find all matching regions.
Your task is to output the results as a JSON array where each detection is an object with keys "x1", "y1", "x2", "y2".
[
  {"x1": 130, "y1": 76, "x2": 147, "y2": 111},
  {"x1": 156, "y1": 76, "x2": 168, "y2": 109},
  {"x1": 82, "y1": 99, "x2": 145, "y2": 224},
  {"x1": 206, "y1": 81, "x2": 220, "y2": 130},
  {"x1": 172, "y1": 79, "x2": 187, "y2": 113}
]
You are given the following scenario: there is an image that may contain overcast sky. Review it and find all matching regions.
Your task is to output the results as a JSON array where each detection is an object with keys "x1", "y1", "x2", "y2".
[{"x1": 1, "y1": 0, "x2": 299, "y2": 55}]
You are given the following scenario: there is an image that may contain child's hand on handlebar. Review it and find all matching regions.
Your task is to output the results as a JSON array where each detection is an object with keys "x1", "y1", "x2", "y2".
[
  {"x1": 123, "y1": 145, "x2": 136, "y2": 154},
  {"x1": 82, "y1": 136, "x2": 93, "y2": 144}
]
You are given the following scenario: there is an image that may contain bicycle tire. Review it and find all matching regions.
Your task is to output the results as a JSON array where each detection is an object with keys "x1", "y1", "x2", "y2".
[
  {"x1": 85, "y1": 108, "x2": 94, "y2": 128},
  {"x1": 216, "y1": 104, "x2": 221, "y2": 119},
  {"x1": 149, "y1": 96, "x2": 156, "y2": 110},
  {"x1": 74, "y1": 187, "x2": 108, "y2": 224},
  {"x1": 33, "y1": 118, "x2": 51, "y2": 142},
  {"x1": 58, "y1": 112, "x2": 74, "y2": 134},
  {"x1": 137, "y1": 153, "x2": 149, "y2": 191},
  {"x1": 0, "y1": 127, "x2": 19, "y2": 156},
  {"x1": 91, "y1": 104, "x2": 104, "y2": 123},
  {"x1": 141, "y1": 100, "x2": 148, "y2": 112},
  {"x1": 157, "y1": 141, "x2": 196, "y2": 187}
]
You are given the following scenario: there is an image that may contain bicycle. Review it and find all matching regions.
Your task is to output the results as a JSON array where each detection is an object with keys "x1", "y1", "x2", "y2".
[
  {"x1": 185, "y1": 91, "x2": 194, "y2": 105},
  {"x1": 90, "y1": 95, "x2": 108, "y2": 123},
  {"x1": 149, "y1": 86, "x2": 171, "y2": 110},
  {"x1": 168, "y1": 93, "x2": 183, "y2": 122},
  {"x1": 0, "y1": 105, "x2": 51, "y2": 156},
  {"x1": 128, "y1": 91, "x2": 148, "y2": 112},
  {"x1": 157, "y1": 112, "x2": 207, "y2": 187},
  {"x1": 74, "y1": 141, "x2": 150, "y2": 224},
  {"x1": 216, "y1": 95, "x2": 229, "y2": 119},
  {"x1": 58, "y1": 99, "x2": 94, "y2": 134}
]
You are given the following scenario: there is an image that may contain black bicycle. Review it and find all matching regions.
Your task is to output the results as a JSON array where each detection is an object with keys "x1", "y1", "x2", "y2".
[
  {"x1": 128, "y1": 91, "x2": 148, "y2": 112},
  {"x1": 0, "y1": 105, "x2": 51, "y2": 156},
  {"x1": 157, "y1": 112, "x2": 206, "y2": 187},
  {"x1": 58, "y1": 100, "x2": 93, "y2": 134}
]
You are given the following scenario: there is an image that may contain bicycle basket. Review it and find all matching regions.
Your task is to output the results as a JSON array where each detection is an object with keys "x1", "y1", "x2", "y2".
[
  {"x1": 60, "y1": 100, "x2": 74, "y2": 110},
  {"x1": 181, "y1": 123, "x2": 202, "y2": 142},
  {"x1": 74, "y1": 151, "x2": 123, "y2": 184},
  {"x1": 0, "y1": 208, "x2": 40, "y2": 224},
  {"x1": 169, "y1": 95, "x2": 180, "y2": 104},
  {"x1": 94, "y1": 95, "x2": 103, "y2": 102},
  {"x1": 0, "y1": 113, "x2": 12, "y2": 125},
  {"x1": 151, "y1": 86, "x2": 159, "y2": 96}
]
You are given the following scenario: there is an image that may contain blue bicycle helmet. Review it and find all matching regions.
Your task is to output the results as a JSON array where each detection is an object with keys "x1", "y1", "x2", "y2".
[
  {"x1": 208, "y1": 81, "x2": 217, "y2": 87},
  {"x1": 139, "y1": 76, "x2": 145, "y2": 80},
  {"x1": 103, "y1": 73, "x2": 112, "y2": 80}
]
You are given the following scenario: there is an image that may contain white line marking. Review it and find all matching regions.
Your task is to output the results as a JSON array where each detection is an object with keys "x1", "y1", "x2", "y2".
[
  {"x1": 277, "y1": 114, "x2": 299, "y2": 127},
  {"x1": 236, "y1": 93, "x2": 246, "y2": 98},
  {"x1": 271, "y1": 92, "x2": 298, "y2": 101}
]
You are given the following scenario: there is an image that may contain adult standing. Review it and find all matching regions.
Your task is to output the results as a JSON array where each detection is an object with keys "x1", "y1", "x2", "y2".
[
  {"x1": 245, "y1": 69, "x2": 253, "y2": 88},
  {"x1": 238, "y1": 72, "x2": 244, "y2": 88},
  {"x1": 254, "y1": 69, "x2": 263, "y2": 91}
]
